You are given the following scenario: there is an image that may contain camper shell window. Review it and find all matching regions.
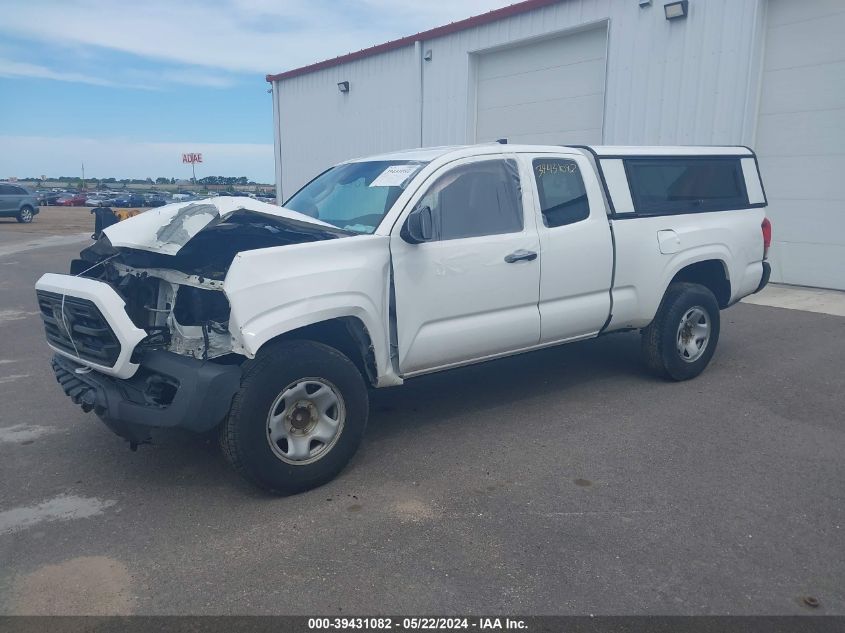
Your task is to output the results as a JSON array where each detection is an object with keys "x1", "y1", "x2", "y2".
[{"x1": 624, "y1": 157, "x2": 750, "y2": 215}]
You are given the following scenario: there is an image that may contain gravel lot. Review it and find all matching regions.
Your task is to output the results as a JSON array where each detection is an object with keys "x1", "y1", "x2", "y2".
[
  {"x1": 0, "y1": 226, "x2": 842, "y2": 615},
  {"x1": 0, "y1": 206, "x2": 100, "y2": 236}
]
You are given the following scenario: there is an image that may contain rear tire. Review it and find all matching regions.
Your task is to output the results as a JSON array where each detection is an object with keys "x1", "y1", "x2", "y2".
[
  {"x1": 641, "y1": 282, "x2": 720, "y2": 381},
  {"x1": 220, "y1": 340, "x2": 369, "y2": 494},
  {"x1": 17, "y1": 206, "x2": 34, "y2": 223}
]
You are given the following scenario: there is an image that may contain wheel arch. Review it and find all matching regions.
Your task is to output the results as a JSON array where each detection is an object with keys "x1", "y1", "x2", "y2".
[
  {"x1": 253, "y1": 315, "x2": 380, "y2": 387},
  {"x1": 668, "y1": 259, "x2": 731, "y2": 308}
]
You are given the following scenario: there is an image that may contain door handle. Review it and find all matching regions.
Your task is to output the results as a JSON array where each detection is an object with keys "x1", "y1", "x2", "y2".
[{"x1": 504, "y1": 249, "x2": 537, "y2": 263}]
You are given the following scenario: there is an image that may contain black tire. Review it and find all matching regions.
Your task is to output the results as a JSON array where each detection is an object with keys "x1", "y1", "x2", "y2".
[
  {"x1": 17, "y1": 206, "x2": 34, "y2": 224},
  {"x1": 220, "y1": 340, "x2": 369, "y2": 494},
  {"x1": 641, "y1": 282, "x2": 720, "y2": 381}
]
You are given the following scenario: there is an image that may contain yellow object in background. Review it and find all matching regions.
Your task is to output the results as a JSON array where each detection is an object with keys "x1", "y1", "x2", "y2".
[{"x1": 113, "y1": 208, "x2": 141, "y2": 221}]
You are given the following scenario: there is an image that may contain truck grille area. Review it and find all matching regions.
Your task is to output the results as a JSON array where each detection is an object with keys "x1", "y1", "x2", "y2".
[{"x1": 36, "y1": 290, "x2": 121, "y2": 367}]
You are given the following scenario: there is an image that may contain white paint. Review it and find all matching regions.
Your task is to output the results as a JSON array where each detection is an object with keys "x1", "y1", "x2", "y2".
[
  {"x1": 0, "y1": 495, "x2": 116, "y2": 535},
  {"x1": 102, "y1": 196, "x2": 333, "y2": 255},
  {"x1": 34, "y1": 274, "x2": 148, "y2": 378},
  {"x1": 224, "y1": 234, "x2": 399, "y2": 386},
  {"x1": 0, "y1": 373, "x2": 30, "y2": 385},
  {"x1": 0, "y1": 233, "x2": 89, "y2": 258},
  {"x1": 520, "y1": 151, "x2": 613, "y2": 343},
  {"x1": 743, "y1": 284, "x2": 845, "y2": 317},
  {"x1": 43, "y1": 144, "x2": 768, "y2": 389},
  {"x1": 0, "y1": 423, "x2": 56, "y2": 443},
  {"x1": 390, "y1": 153, "x2": 541, "y2": 375},
  {"x1": 755, "y1": 0, "x2": 845, "y2": 290}
]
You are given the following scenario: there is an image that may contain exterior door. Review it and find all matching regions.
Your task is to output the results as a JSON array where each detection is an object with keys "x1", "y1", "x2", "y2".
[
  {"x1": 754, "y1": 0, "x2": 845, "y2": 289},
  {"x1": 0, "y1": 185, "x2": 14, "y2": 212},
  {"x1": 523, "y1": 153, "x2": 613, "y2": 342},
  {"x1": 391, "y1": 156, "x2": 541, "y2": 376}
]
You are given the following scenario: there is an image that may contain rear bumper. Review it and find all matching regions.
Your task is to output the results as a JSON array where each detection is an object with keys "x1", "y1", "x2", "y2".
[
  {"x1": 52, "y1": 351, "x2": 241, "y2": 444},
  {"x1": 754, "y1": 261, "x2": 771, "y2": 294}
]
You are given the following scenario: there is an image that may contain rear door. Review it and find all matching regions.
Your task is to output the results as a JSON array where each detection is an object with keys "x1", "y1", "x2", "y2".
[
  {"x1": 391, "y1": 155, "x2": 541, "y2": 376},
  {"x1": 0, "y1": 185, "x2": 14, "y2": 213},
  {"x1": 522, "y1": 153, "x2": 613, "y2": 342}
]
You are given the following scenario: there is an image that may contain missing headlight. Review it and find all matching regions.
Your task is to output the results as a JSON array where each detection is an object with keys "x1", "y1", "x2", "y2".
[{"x1": 173, "y1": 286, "x2": 230, "y2": 326}]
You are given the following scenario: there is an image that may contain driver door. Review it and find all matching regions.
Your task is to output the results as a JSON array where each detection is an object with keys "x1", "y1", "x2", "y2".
[{"x1": 390, "y1": 156, "x2": 541, "y2": 376}]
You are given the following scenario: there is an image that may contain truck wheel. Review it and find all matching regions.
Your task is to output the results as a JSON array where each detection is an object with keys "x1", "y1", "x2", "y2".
[
  {"x1": 17, "y1": 206, "x2": 34, "y2": 223},
  {"x1": 221, "y1": 340, "x2": 369, "y2": 494},
  {"x1": 641, "y1": 282, "x2": 720, "y2": 381}
]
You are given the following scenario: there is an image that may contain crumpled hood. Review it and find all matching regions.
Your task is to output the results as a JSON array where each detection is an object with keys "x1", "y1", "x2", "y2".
[{"x1": 102, "y1": 196, "x2": 337, "y2": 255}]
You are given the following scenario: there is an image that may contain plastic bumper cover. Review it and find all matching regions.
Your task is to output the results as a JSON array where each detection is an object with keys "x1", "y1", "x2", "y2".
[
  {"x1": 754, "y1": 261, "x2": 771, "y2": 294},
  {"x1": 51, "y1": 351, "x2": 241, "y2": 444}
]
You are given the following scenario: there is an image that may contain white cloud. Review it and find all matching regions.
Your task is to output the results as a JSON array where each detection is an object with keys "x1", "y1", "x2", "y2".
[
  {"x1": 0, "y1": 56, "x2": 240, "y2": 90},
  {"x1": 0, "y1": 58, "x2": 151, "y2": 89},
  {"x1": 0, "y1": 0, "x2": 513, "y2": 76},
  {"x1": 0, "y1": 136, "x2": 275, "y2": 183}
]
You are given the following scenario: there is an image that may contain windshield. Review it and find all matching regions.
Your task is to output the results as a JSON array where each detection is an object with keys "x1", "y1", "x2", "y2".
[{"x1": 284, "y1": 160, "x2": 427, "y2": 234}]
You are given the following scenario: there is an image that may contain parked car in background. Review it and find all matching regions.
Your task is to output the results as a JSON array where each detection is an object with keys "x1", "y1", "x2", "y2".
[
  {"x1": 0, "y1": 182, "x2": 39, "y2": 223},
  {"x1": 112, "y1": 193, "x2": 146, "y2": 207},
  {"x1": 36, "y1": 190, "x2": 63, "y2": 206},
  {"x1": 85, "y1": 194, "x2": 114, "y2": 207},
  {"x1": 171, "y1": 193, "x2": 194, "y2": 202},
  {"x1": 144, "y1": 193, "x2": 168, "y2": 207},
  {"x1": 57, "y1": 192, "x2": 88, "y2": 206}
]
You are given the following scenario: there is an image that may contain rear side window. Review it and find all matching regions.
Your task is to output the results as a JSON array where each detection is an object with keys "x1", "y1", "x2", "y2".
[
  {"x1": 415, "y1": 159, "x2": 523, "y2": 241},
  {"x1": 625, "y1": 158, "x2": 749, "y2": 214},
  {"x1": 532, "y1": 159, "x2": 590, "y2": 227}
]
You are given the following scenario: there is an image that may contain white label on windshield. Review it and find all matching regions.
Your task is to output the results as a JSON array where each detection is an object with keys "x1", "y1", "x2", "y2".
[{"x1": 369, "y1": 164, "x2": 419, "y2": 188}]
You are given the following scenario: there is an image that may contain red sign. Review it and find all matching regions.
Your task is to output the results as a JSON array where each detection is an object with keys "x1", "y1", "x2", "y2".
[{"x1": 182, "y1": 153, "x2": 203, "y2": 164}]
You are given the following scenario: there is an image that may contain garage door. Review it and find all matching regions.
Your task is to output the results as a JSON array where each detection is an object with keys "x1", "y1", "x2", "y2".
[
  {"x1": 474, "y1": 25, "x2": 607, "y2": 146},
  {"x1": 755, "y1": 0, "x2": 845, "y2": 290}
]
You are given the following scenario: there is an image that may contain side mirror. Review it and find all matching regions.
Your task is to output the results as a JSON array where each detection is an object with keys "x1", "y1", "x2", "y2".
[{"x1": 401, "y1": 205, "x2": 434, "y2": 244}]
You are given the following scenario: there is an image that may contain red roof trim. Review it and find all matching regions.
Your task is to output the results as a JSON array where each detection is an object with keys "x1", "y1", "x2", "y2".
[{"x1": 266, "y1": 0, "x2": 563, "y2": 82}]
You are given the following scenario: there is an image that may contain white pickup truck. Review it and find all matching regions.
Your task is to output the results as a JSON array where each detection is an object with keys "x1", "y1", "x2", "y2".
[{"x1": 36, "y1": 144, "x2": 771, "y2": 493}]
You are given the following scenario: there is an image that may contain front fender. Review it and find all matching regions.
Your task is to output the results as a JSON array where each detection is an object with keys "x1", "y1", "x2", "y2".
[{"x1": 223, "y1": 235, "x2": 395, "y2": 383}]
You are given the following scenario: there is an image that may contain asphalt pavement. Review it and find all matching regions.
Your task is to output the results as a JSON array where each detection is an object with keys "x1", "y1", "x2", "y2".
[{"x1": 0, "y1": 233, "x2": 842, "y2": 615}]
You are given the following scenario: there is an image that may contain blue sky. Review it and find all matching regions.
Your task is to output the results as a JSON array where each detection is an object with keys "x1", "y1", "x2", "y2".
[{"x1": 0, "y1": 0, "x2": 510, "y2": 183}]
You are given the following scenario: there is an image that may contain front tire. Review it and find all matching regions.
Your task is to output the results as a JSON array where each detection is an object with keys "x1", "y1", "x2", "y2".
[
  {"x1": 221, "y1": 340, "x2": 369, "y2": 494},
  {"x1": 17, "y1": 206, "x2": 34, "y2": 223},
  {"x1": 641, "y1": 282, "x2": 720, "y2": 381}
]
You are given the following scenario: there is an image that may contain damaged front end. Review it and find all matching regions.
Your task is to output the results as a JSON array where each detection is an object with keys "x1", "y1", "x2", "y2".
[
  {"x1": 36, "y1": 198, "x2": 351, "y2": 445},
  {"x1": 71, "y1": 199, "x2": 350, "y2": 363}
]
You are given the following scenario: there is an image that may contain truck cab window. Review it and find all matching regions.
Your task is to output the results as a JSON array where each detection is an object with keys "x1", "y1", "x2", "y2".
[
  {"x1": 532, "y1": 158, "x2": 589, "y2": 227},
  {"x1": 415, "y1": 159, "x2": 523, "y2": 241}
]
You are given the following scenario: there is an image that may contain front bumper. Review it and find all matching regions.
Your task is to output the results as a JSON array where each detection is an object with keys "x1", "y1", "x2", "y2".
[{"x1": 52, "y1": 351, "x2": 241, "y2": 445}]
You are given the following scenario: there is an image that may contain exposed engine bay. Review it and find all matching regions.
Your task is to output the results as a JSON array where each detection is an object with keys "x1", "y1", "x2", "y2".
[{"x1": 70, "y1": 206, "x2": 348, "y2": 361}]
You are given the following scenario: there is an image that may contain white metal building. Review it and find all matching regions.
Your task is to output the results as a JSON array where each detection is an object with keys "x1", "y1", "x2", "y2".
[{"x1": 267, "y1": 0, "x2": 845, "y2": 290}]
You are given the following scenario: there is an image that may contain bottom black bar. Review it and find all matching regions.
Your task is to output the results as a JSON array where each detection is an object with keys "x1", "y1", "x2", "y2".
[{"x1": 0, "y1": 616, "x2": 842, "y2": 633}]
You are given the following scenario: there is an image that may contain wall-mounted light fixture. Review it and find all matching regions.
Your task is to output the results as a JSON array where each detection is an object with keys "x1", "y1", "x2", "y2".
[
  {"x1": 423, "y1": 49, "x2": 433, "y2": 61},
  {"x1": 337, "y1": 81, "x2": 350, "y2": 93},
  {"x1": 638, "y1": 0, "x2": 652, "y2": 7},
  {"x1": 664, "y1": 0, "x2": 688, "y2": 20}
]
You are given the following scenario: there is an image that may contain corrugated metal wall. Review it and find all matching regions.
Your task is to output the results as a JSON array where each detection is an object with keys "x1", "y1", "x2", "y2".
[
  {"x1": 275, "y1": 45, "x2": 421, "y2": 198},
  {"x1": 274, "y1": 0, "x2": 763, "y2": 196}
]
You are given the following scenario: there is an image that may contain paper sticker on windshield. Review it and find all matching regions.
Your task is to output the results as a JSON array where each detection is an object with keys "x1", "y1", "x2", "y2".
[{"x1": 369, "y1": 164, "x2": 420, "y2": 188}]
